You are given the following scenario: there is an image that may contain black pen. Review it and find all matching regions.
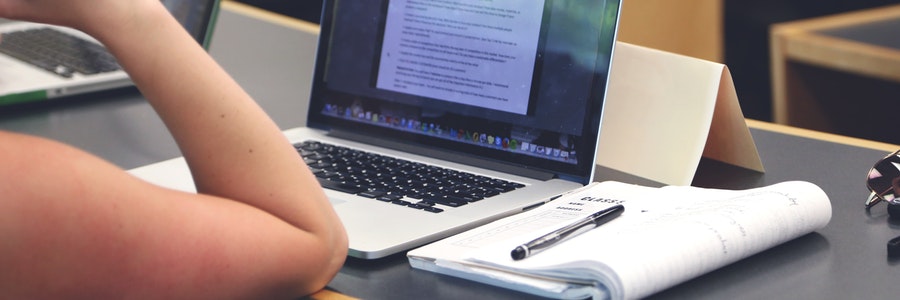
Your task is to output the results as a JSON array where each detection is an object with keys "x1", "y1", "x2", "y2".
[{"x1": 510, "y1": 204, "x2": 625, "y2": 260}]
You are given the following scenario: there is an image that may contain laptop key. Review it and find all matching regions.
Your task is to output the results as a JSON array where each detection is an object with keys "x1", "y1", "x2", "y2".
[
  {"x1": 391, "y1": 200, "x2": 412, "y2": 206},
  {"x1": 316, "y1": 178, "x2": 365, "y2": 194},
  {"x1": 423, "y1": 195, "x2": 468, "y2": 207},
  {"x1": 423, "y1": 207, "x2": 444, "y2": 213},
  {"x1": 376, "y1": 194, "x2": 403, "y2": 202},
  {"x1": 358, "y1": 190, "x2": 387, "y2": 198}
]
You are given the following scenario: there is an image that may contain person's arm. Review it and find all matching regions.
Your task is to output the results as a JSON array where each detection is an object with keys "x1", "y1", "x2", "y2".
[{"x1": 0, "y1": 0, "x2": 347, "y2": 298}]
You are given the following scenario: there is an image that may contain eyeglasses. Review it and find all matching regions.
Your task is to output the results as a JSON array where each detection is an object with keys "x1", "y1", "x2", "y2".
[
  {"x1": 866, "y1": 150, "x2": 900, "y2": 257},
  {"x1": 866, "y1": 150, "x2": 900, "y2": 217}
]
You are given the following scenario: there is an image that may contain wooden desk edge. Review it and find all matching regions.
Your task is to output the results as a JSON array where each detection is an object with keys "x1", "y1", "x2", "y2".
[
  {"x1": 746, "y1": 119, "x2": 899, "y2": 152},
  {"x1": 221, "y1": 0, "x2": 320, "y2": 34},
  {"x1": 771, "y1": 28, "x2": 900, "y2": 84},
  {"x1": 771, "y1": 4, "x2": 900, "y2": 33},
  {"x1": 306, "y1": 289, "x2": 359, "y2": 300}
]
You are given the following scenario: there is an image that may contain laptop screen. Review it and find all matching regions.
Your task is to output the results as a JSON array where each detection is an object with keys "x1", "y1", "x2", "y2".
[
  {"x1": 308, "y1": 0, "x2": 620, "y2": 184},
  {"x1": 162, "y1": 0, "x2": 220, "y2": 47}
]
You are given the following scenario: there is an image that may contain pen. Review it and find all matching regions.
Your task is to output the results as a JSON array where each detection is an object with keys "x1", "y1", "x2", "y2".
[{"x1": 510, "y1": 204, "x2": 625, "y2": 260}]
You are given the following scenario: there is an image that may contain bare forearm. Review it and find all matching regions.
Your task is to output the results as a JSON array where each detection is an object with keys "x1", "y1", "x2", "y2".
[{"x1": 90, "y1": 3, "x2": 341, "y2": 236}]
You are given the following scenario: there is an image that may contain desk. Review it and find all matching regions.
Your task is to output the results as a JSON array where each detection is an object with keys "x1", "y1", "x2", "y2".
[
  {"x1": 770, "y1": 4, "x2": 900, "y2": 144},
  {"x1": 3, "y1": 2, "x2": 900, "y2": 299}
]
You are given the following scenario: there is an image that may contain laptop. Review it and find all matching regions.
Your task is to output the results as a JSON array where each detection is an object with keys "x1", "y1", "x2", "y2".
[
  {"x1": 130, "y1": 0, "x2": 622, "y2": 259},
  {"x1": 0, "y1": 0, "x2": 221, "y2": 106}
]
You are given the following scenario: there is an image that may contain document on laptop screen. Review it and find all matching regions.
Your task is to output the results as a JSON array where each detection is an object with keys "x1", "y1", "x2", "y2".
[
  {"x1": 312, "y1": 0, "x2": 620, "y2": 176},
  {"x1": 375, "y1": 0, "x2": 546, "y2": 115}
]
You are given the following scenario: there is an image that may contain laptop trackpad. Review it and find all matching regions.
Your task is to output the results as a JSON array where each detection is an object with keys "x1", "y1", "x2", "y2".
[{"x1": 323, "y1": 190, "x2": 351, "y2": 206}]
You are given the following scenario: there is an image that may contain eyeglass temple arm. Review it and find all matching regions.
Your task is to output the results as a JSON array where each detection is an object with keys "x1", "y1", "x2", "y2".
[{"x1": 868, "y1": 191, "x2": 888, "y2": 208}]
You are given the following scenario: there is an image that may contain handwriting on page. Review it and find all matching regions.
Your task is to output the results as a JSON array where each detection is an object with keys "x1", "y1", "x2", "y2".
[
  {"x1": 619, "y1": 189, "x2": 801, "y2": 256},
  {"x1": 604, "y1": 185, "x2": 827, "y2": 299}
]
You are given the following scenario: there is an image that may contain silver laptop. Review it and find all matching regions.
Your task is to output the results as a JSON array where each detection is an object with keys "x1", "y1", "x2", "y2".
[
  {"x1": 0, "y1": 0, "x2": 220, "y2": 106},
  {"x1": 130, "y1": 0, "x2": 622, "y2": 259}
]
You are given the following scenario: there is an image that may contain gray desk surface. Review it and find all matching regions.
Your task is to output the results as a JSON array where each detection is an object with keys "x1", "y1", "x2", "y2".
[{"x1": 2, "y1": 3, "x2": 898, "y2": 299}]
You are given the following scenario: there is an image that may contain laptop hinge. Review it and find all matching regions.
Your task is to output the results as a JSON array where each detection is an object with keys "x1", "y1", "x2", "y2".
[{"x1": 328, "y1": 129, "x2": 557, "y2": 181}]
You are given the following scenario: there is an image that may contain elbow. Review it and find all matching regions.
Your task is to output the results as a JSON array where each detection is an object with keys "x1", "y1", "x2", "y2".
[
  {"x1": 295, "y1": 227, "x2": 349, "y2": 297},
  {"x1": 323, "y1": 228, "x2": 349, "y2": 284}
]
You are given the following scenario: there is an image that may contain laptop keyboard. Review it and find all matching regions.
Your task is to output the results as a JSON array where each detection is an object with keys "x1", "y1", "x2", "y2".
[
  {"x1": 0, "y1": 28, "x2": 121, "y2": 78},
  {"x1": 295, "y1": 141, "x2": 525, "y2": 213}
]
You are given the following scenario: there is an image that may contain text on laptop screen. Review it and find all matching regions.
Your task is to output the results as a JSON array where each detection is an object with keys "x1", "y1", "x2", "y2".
[{"x1": 309, "y1": 0, "x2": 620, "y2": 183}]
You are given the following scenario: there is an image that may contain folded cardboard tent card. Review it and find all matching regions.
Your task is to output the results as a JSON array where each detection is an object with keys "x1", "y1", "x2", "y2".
[{"x1": 597, "y1": 42, "x2": 764, "y2": 186}]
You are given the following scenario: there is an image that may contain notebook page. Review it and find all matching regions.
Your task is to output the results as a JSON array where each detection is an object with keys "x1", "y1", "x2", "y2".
[{"x1": 467, "y1": 181, "x2": 831, "y2": 299}]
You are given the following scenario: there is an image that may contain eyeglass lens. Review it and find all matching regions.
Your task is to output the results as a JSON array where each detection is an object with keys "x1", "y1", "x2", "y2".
[{"x1": 867, "y1": 150, "x2": 900, "y2": 207}]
